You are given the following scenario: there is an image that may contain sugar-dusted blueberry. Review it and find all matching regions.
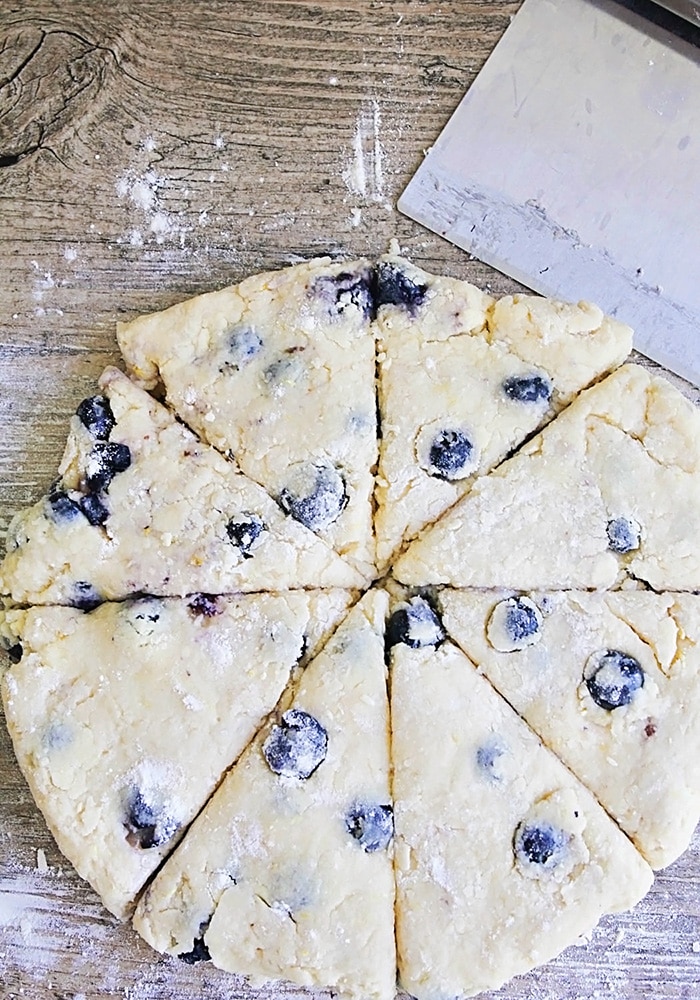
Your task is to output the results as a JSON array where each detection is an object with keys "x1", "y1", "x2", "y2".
[
  {"x1": 178, "y1": 935, "x2": 211, "y2": 965},
  {"x1": 76, "y1": 394, "x2": 116, "y2": 439},
  {"x1": 79, "y1": 492, "x2": 110, "y2": 526},
  {"x1": 311, "y1": 268, "x2": 375, "y2": 321},
  {"x1": 502, "y1": 374, "x2": 552, "y2": 404},
  {"x1": 416, "y1": 424, "x2": 477, "y2": 481},
  {"x1": 263, "y1": 709, "x2": 328, "y2": 780},
  {"x1": 46, "y1": 489, "x2": 83, "y2": 524},
  {"x1": 476, "y1": 741, "x2": 507, "y2": 782},
  {"x1": 374, "y1": 262, "x2": 428, "y2": 314},
  {"x1": 226, "y1": 513, "x2": 266, "y2": 558},
  {"x1": 584, "y1": 649, "x2": 644, "y2": 711},
  {"x1": 386, "y1": 596, "x2": 444, "y2": 649},
  {"x1": 514, "y1": 821, "x2": 567, "y2": 868},
  {"x1": 85, "y1": 441, "x2": 131, "y2": 493},
  {"x1": 345, "y1": 803, "x2": 394, "y2": 853},
  {"x1": 279, "y1": 462, "x2": 348, "y2": 532},
  {"x1": 71, "y1": 581, "x2": 102, "y2": 611},
  {"x1": 188, "y1": 593, "x2": 222, "y2": 617},
  {"x1": 124, "y1": 787, "x2": 180, "y2": 849},
  {"x1": 487, "y1": 596, "x2": 543, "y2": 652},
  {"x1": 227, "y1": 325, "x2": 263, "y2": 369},
  {"x1": 607, "y1": 517, "x2": 641, "y2": 554}
]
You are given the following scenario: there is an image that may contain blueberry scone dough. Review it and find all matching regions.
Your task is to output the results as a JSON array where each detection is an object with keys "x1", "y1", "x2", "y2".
[
  {"x1": 388, "y1": 602, "x2": 653, "y2": 1000},
  {"x1": 117, "y1": 258, "x2": 378, "y2": 579},
  {"x1": 394, "y1": 364, "x2": 700, "y2": 590},
  {"x1": 0, "y1": 590, "x2": 353, "y2": 918},
  {"x1": 439, "y1": 589, "x2": 700, "y2": 870},
  {"x1": 0, "y1": 367, "x2": 364, "y2": 607},
  {"x1": 374, "y1": 256, "x2": 632, "y2": 570},
  {"x1": 133, "y1": 589, "x2": 395, "y2": 1000}
]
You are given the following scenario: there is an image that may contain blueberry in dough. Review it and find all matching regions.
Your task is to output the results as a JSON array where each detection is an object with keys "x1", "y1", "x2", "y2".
[
  {"x1": 71, "y1": 581, "x2": 102, "y2": 611},
  {"x1": 607, "y1": 517, "x2": 641, "y2": 554},
  {"x1": 262, "y1": 709, "x2": 328, "y2": 780},
  {"x1": 311, "y1": 268, "x2": 376, "y2": 320},
  {"x1": 386, "y1": 597, "x2": 444, "y2": 649},
  {"x1": 124, "y1": 787, "x2": 180, "y2": 850},
  {"x1": 6, "y1": 642, "x2": 23, "y2": 664},
  {"x1": 487, "y1": 596, "x2": 543, "y2": 652},
  {"x1": 345, "y1": 803, "x2": 394, "y2": 852},
  {"x1": 46, "y1": 489, "x2": 83, "y2": 524},
  {"x1": 178, "y1": 936, "x2": 211, "y2": 965},
  {"x1": 502, "y1": 374, "x2": 552, "y2": 404},
  {"x1": 79, "y1": 492, "x2": 110, "y2": 526},
  {"x1": 279, "y1": 462, "x2": 348, "y2": 532},
  {"x1": 426, "y1": 429, "x2": 475, "y2": 481},
  {"x1": 188, "y1": 594, "x2": 222, "y2": 617},
  {"x1": 226, "y1": 326, "x2": 263, "y2": 369},
  {"x1": 76, "y1": 395, "x2": 116, "y2": 440},
  {"x1": 514, "y1": 821, "x2": 567, "y2": 867},
  {"x1": 85, "y1": 441, "x2": 131, "y2": 493},
  {"x1": 374, "y1": 262, "x2": 428, "y2": 313},
  {"x1": 584, "y1": 649, "x2": 644, "y2": 711},
  {"x1": 226, "y1": 513, "x2": 266, "y2": 558},
  {"x1": 503, "y1": 598, "x2": 541, "y2": 643},
  {"x1": 476, "y1": 742, "x2": 505, "y2": 780}
]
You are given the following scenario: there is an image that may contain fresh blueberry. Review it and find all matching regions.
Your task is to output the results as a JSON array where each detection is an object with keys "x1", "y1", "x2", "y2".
[
  {"x1": 386, "y1": 597, "x2": 444, "y2": 649},
  {"x1": 178, "y1": 935, "x2": 211, "y2": 965},
  {"x1": 585, "y1": 649, "x2": 644, "y2": 711},
  {"x1": 345, "y1": 803, "x2": 394, "y2": 852},
  {"x1": 76, "y1": 395, "x2": 116, "y2": 439},
  {"x1": 262, "y1": 709, "x2": 328, "y2": 780},
  {"x1": 514, "y1": 821, "x2": 567, "y2": 867},
  {"x1": 226, "y1": 513, "x2": 266, "y2": 558},
  {"x1": 502, "y1": 374, "x2": 552, "y2": 404},
  {"x1": 311, "y1": 269, "x2": 375, "y2": 321},
  {"x1": 124, "y1": 788, "x2": 180, "y2": 850},
  {"x1": 607, "y1": 517, "x2": 641, "y2": 554},
  {"x1": 46, "y1": 489, "x2": 83, "y2": 524},
  {"x1": 85, "y1": 441, "x2": 131, "y2": 493},
  {"x1": 79, "y1": 492, "x2": 110, "y2": 526},
  {"x1": 188, "y1": 593, "x2": 222, "y2": 617},
  {"x1": 503, "y1": 598, "x2": 541, "y2": 644},
  {"x1": 6, "y1": 643, "x2": 23, "y2": 664},
  {"x1": 279, "y1": 463, "x2": 348, "y2": 531},
  {"x1": 374, "y1": 262, "x2": 427, "y2": 313},
  {"x1": 426, "y1": 429, "x2": 475, "y2": 480},
  {"x1": 71, "y1": 581, "x2": 102, "y2": 611},
  {"x1": 226, "y1": 326, "x2": 263, "y2": 369}
]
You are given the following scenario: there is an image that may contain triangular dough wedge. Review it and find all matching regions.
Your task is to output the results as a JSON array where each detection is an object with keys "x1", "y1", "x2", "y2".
[
  {"x1": 440, "y1": 589, "x2": 700, "y2": 869},
  {"x1": 394, "y1": 364, "x2": 700, "y2": 589},
  {"x1": 133, "y1": 589, "x2": 395, "y2": 1000},
  {"x1": 389, "y1": 611, "x2": 653, "y2": 999},
  {"x1": 375, "y1": 255, "x2": 632, "y2": 570},
  {"x1": 0, "y1": 590, "x2": 352, "y2": 918},
  {"x1": 117, "y1": 258, "x2": 378, "y2": 577},
  {"x1": 0, "y1": 367, "x2": 364, "y2": 606}
]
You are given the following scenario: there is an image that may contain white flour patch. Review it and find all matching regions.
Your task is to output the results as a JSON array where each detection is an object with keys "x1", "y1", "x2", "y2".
[
  {"x1": 342, "y1": 98, "x2": 387, "y2": 203},
  {"x1": 115, "y1": 168, "x2": 187, "y2": 246}
]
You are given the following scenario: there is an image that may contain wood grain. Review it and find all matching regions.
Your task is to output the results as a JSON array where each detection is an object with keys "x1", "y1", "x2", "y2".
[{"x1": 1, "y1": 2, "x2": 699, "y2": 998}]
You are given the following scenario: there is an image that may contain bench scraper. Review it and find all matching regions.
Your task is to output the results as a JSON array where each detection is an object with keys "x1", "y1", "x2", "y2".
[{"x1": 399, "y1": 0, "x2": 700, "y2": 386}]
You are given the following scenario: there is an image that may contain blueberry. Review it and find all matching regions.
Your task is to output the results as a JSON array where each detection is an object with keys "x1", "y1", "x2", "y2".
[
  {"x1": 502, "y1": 374, "x2": 552, "y2": 404},
  {"x1": 226, "y1": 513, "x2": 266, "y2": 558},
  {"x1": 79, "y1": 492, "x2": 110, "y2": 526},
  {"x1": 607, "y1": 517, "x2": 641, "y2": 554},
  {"x1": 85, "y1": 441, "x2": 131, "y2": 493},
  {"x1": 124, "y1": 788, "x2": 180, "y2": 850},
  {"x1": 226, "y1": 326, "x2": 263, "y2": 369},
  {"x1": 6, "y1": 643, "x2": 23, "y2": 664},
  {"x1": 71, "y1": 581, "x2": 102, "y2": 611},
  {"x1": 279, "y1": 463, "x2": 348, "y2": 531},
  {"x1": 514, "y1": 821, "x2": 567, "y2": 867},
  {"x1": 188, "y1": 593, "x2": 222, "y2": 617},
  {"x1": 476, "y1": 742, "x2": 505, "y2": 780},
  {"x1": 46, "y1": 490, "x2": 83, "y2": 524},
  {"x1": 262, "y1": 352, "x2": 305, "y2": 392},
  {"x1": 585, "y1": 649, "x2": 644, "y2": 711},
  {"x1": 262, "y1": 709, "x2": 328, "y2": 780},
  {"x1": 76, "y1": 395, "x2": 116, "y2": 439},
  {"x1": 178, "y1": 936, "x2": 211, "y2": 965},
  {"x1": 487, "y1": 596, "x2": 543, "y2": 652},
  {"x1": 374, "y1": 262, "x2": 427, "y2": 313},
  {"x1": 426, "y1": 429, "x2": 475, "y2": 481},
  {"x1": 386, "y1": 597, "x2": 444, "y2": 649},
  {"x1": 345, "y1": 803, "x2": 394, "y2": 852},
  {"x1": 312, "y1": 269, "x2": 375, "y2": 321}
]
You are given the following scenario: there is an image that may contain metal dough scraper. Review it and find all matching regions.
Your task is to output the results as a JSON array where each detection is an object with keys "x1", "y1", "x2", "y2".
[{"x1": 398, "y1": 0, "x2": 700, "y2": 386}]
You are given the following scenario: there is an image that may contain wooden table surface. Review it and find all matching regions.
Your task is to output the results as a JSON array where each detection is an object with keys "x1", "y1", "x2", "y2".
[{"x1": 1, "y1": 3, "x2": 698, "y2": 998}]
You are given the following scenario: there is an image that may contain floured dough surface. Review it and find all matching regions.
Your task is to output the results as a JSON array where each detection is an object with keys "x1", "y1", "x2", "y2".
[
  {"x1": 394, "y1": 364, "x2": 700, "y2": 589},
  {"x1": 0, "y1": 590, "x2": 351, "y2": 918},
  {"x1": 117, "y1": 258, "x2": 378, "y2": 577},
  {"x1": 0, "y1": 367, "x2": 363, "y2": 606},
  {"x1": 134, "y1": 589, "x2": 395, "y2": 1000},
  {"x1": 375, "y1": 257, "x2": 632, "y2": 570},
  {"x1": 389, "y1": 625, "x2": 653, "y2": 999},
  {"x1": 440, "y1": 589, "x2": 700, "y2": 870}
]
